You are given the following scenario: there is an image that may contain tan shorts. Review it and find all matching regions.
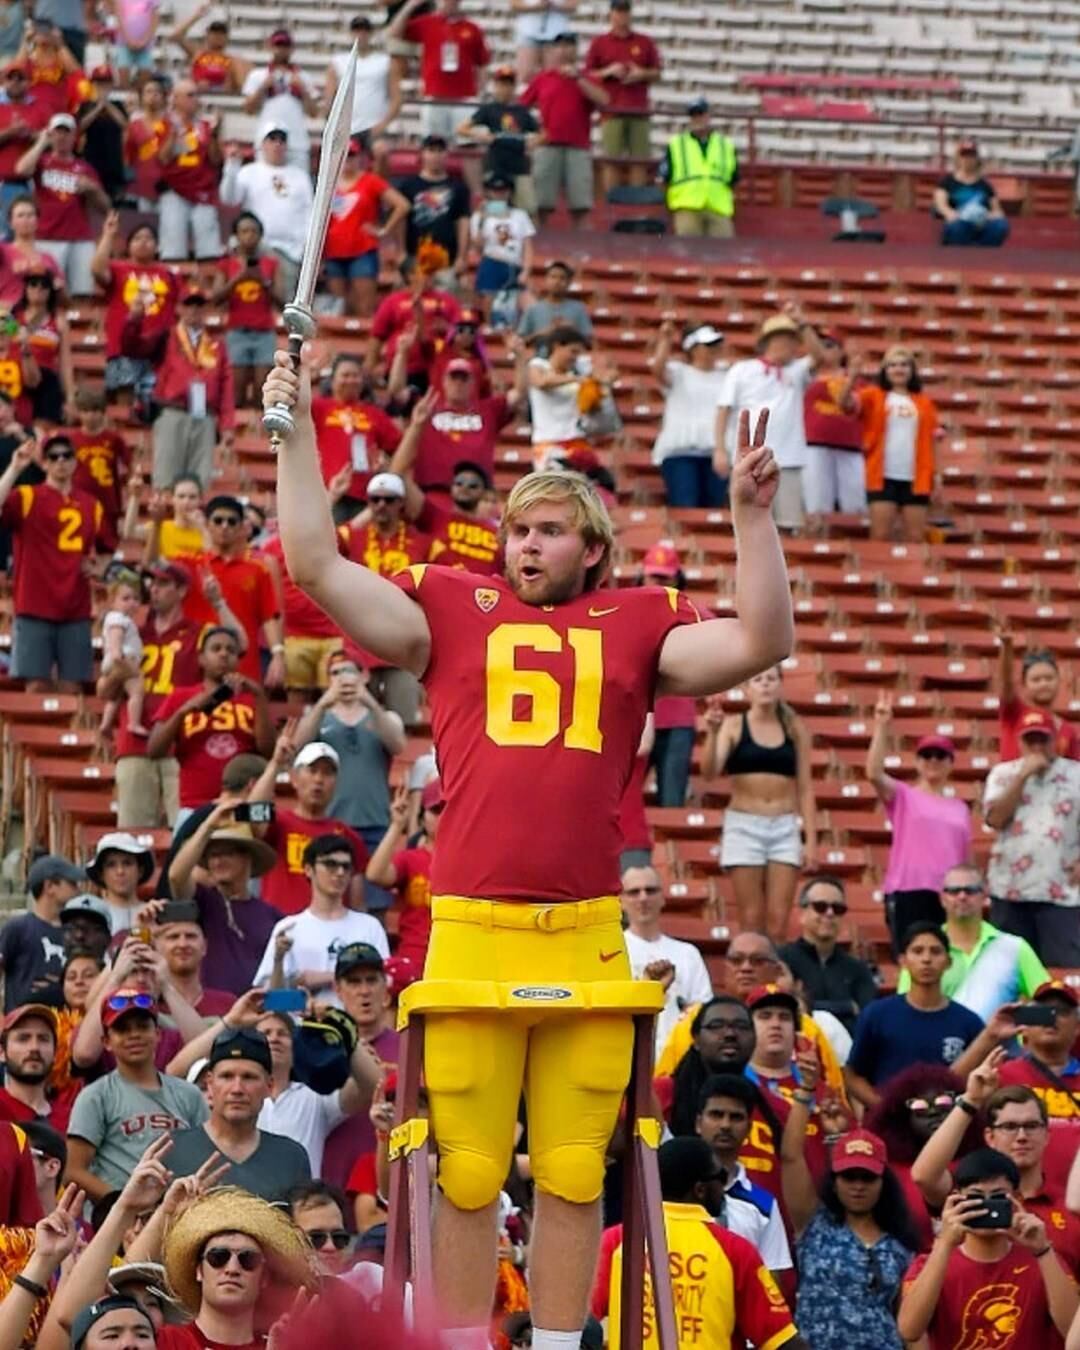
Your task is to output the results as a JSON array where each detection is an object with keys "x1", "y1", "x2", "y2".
[
  {"x1": 773, "y1": 467, "x2": 805, "y2": 531},
  {"x1": 284, "y1": 635, "x2": 344, "y2": 691},
  {"x1": 600, "y1": 115, "x2": 652, "y2": 159},
  {"x1": 115, "y1": 755, "x2": 179, "y2": 829},
  {"x1": 533, "y1": 145, "x2": 594, "y2": 212},
  {"x1": 672, "y1": 210, "x2": 735, "y2": 239}
]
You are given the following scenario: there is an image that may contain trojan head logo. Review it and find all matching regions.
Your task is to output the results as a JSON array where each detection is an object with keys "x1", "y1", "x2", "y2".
[
  {"x1": 957, "y1": 1283, "x2": 1021, "y2": 1350},
  {"x1": 474, "y1": 587, "x2": 499, "y2": 613}
]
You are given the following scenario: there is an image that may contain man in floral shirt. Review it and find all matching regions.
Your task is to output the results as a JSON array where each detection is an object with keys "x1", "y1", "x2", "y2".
[{"x1": 984, "y1": 707, "x2": 1080, "y2": 966}]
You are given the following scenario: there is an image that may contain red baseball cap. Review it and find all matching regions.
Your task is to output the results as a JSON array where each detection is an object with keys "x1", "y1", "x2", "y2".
[
  {"x1": 421, "y1": 778, "x2": 444, "y2": 811},
  {"x1": 384, "y1": 955, "x2": 420, "y2": 997},
  {"x1": 102, "y1": 988, "x2": 159, "y2": 1029},
  {"x1": 915, "y1": 734, "x2": 956, "y2": 758},
  {"x1": 746, "y1": 983, "x2": 800, "y2": 1016},
  {"x1": 2, "y1": 1004, "x2": 58, "y2": 1037},
  {"x1": 642, "y1": 542, "x2": 681, "y2": 577},
  {"x1": 831, "y1": 1128, "x2": 886, "y2": 1176},
  {"x1": 89, "y1": 64, "x2": 114, "y2": 81},
  {"x1": 445, "y1": 358, "x2": 474, "y2": 376},
  {"x1": 1018, "y1": 708, "x2": 1056, "y2": 739},
  {"x1": 269, "y1": 28, "x2": 292, "y2": 44},
  {"x1": 1033, "y1": 980, "x2": 1080, "y2": 1008}
]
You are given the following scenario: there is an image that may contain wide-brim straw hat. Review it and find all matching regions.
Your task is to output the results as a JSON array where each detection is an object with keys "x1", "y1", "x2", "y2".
[
  {"x1": 199, "y1": 825, "x2": 277, "y2": 878},
  {"x1": 162, "y1": 1188, "x2": 319, "y2": 1314}
]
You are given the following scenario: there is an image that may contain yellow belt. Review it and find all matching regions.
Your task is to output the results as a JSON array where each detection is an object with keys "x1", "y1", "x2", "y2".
[{"x1": 432, "y1": 896, "x2": 621, "y2": 932}]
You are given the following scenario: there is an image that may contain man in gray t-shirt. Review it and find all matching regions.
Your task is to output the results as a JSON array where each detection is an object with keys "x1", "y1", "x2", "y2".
[
  {"x1": 516, "y1": 260, "x2": 593, "y2": 357},
  {"x1": 166, "y1": 1024, "x2": 310, "y2": 1202},
  {"x1": 66, "y1": 992, "x2": 207, "y2": 1198}
]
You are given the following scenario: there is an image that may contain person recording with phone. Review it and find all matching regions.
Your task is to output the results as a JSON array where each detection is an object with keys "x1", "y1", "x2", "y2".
[
  {"x1": 898, "y1": 1147, "x2": 1078, "y2": 1347},
  {"x1": 910, "y1": 1046, "x2": 1080, "y2": 1275}
]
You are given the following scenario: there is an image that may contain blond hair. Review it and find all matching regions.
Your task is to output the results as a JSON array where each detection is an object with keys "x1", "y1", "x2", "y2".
[{"x1": 501, "y1": 470, "x2": 614, "y2": 589}]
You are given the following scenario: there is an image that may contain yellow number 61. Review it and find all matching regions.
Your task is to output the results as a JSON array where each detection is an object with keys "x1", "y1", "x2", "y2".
[{"x1": 485, "y1": 623, "x2": 604, "y2": 753}]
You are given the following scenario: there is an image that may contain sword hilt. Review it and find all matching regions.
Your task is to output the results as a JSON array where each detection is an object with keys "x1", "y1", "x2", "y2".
[{"x1": 263, "y1": 307, "x2": 316, "y2": 449}]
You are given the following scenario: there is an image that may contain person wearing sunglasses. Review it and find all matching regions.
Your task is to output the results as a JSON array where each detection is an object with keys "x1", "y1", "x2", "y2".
[
  {"x1": 286, "y1": 1181, "x2": 354, "y2": 1278},
  {"x1": 779, "y1": 876, "x2": 878, "y2": 1036},
  {"x1": 867, "y1": 692, "x2": 973, "y2": 957},
  {"x1": 0, "y1": 431, "x2": 106, "y2": 692}
]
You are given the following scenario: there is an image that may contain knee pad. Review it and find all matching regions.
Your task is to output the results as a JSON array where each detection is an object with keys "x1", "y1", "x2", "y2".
[
  {"x1": 531, "y1": 1143, "x2": 606, "y2": 1206},
  {"x1": 437, "y1": 1148, "x2": 506, "y2": 1212}
]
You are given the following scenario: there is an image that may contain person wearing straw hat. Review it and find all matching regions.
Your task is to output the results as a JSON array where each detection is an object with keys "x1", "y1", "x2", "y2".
[{"x1": 158, "y1": 1187, "x2": 319, "y2": 1347}]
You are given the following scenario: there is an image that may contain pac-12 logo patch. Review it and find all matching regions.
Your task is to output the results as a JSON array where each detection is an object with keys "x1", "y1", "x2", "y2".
[{"x1": 474, "y1": 587, "x2": 499, "y2": 613}]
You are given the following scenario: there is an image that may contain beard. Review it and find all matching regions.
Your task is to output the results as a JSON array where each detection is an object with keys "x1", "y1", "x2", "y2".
[
  {"x1": 504, "y1": 559, "x2": 583, "y2": 607},
  {"x1": 6, "y1": 1060, "x2": 50, "y2": 1086}
]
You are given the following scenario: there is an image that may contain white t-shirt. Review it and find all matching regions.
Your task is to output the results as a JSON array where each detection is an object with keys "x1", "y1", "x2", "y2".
[
  {"x1": 624, "y1": 930, "x2": 713, "y2": 1057},
  {"x1": 258, "y1": 1079, "x2": 346, "y2": 1177},
  {"x1": 332, "y1": 49, "x2": 392, "y2": 134},
  {"x1": 470, "y1": 206, "x2": 536, "y2": 267},
  {"x1": 102, "y1": 610, "x2": 143, "y2": 667},
  {"x1": 716, "y1": 354, "x2": 814, "y2": 469},
  {"x1": 882, "y1": 390, "x2": 919, "y2": 482},
  {"x1": 220, "y1": 158, "x2": 314, "y2": 262},
  {"x1": 528, "y1": 358, "x2": 583, "y2": 446},
  {"x1": 241, "y1": 65, "x2": 312, "y2": 161},
  {"x1": 653, "y1": 359, "x2": 730, "y2": 462},
  {"x1": 253, "y1": 909, "x2": 390, "y2": 1007}
]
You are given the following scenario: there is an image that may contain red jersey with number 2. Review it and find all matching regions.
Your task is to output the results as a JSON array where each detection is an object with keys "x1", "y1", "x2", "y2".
[{"x1": 392, "y1": 566, "x2": 701, "y2": 900}]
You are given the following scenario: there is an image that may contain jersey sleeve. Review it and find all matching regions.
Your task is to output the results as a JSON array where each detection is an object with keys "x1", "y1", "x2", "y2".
[
  {"x1": 719, "y1": 1228, "x2": 798, "y2": 1350},
  {"x1": 590, "y1": 1224, "x2": 621, "y2": 1318},
  {"x1": 0, "y1": 483, "x2": 33, "y2": 528}
]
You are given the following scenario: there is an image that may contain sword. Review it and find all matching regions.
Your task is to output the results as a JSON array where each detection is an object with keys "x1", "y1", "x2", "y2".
[{"x1": 263, "y1": 42, "x2": 358, "y2": 447}]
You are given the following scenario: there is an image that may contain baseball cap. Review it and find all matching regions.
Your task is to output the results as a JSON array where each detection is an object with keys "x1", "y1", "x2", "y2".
[
  {"x1": 366, "y1": 472, "x2": 406, "y2": 499},
  {"x1": 146, "y1": 559, "x2": 191, "y2": 586},
  {"x1": 492, "y1": 64, "x2": 515, "y2": 80},
  {"x1": 207, "y1": 1025, "x2": 272, "y2": 1073},
  {"x1": 1018, "y1": 708, "x2": 1056, "y2": 739},
  {"x1": 102, "y1": 988, "x2": 159, "y2": 1030},
  {"x1": 269, "y1": 27, "x2": 292, "y2": 44},
  {"x1": 1033, "y1": 980, "x2": 1080, "y2": 1008},
  {"x1": 60, "y1": 893, "x2": 112, "y2": 927},
  {"x1": 48, "y1": 113, "x2": 76, "y2": 131},
  {"x1": 687, "y1": 97, "x2": 709, "y2": 115},
  {"x1": 263, "y1": 123, "x2": 289, "y2": 140},
  {"x1": 642, "y1": 542, "x2": 681, "y2": 577},
  {"x1": 27, "y1": 853, "x2": 86, "y2": 894},
  {"x1": 89, "y1": 64, "x2": 113, "y2": 81},
  {"x1": 421, "y1": 778, "x2": 444, "y2": 811},
  {"x1": 2, "y1": 1004, "x2": 58, "y2": 1037},
  {"x1": 72, "y1": 1297, "x2": 154, "y2": 1350},
  {"x1": 484, "y1": 173, "x2": 514, "y2": 192},
  {"x1": 746, "y1": 983, "x2": 800, "y2": 1017},
  {"x1": 293, "y1": 740, "x2": 341, "y2": 770},
  {"x1": 831, "y1": 1128, "x2": 887, "y2": 1176},
  {"x1": 334, "y1": 942, "x2": 385, "y2": 978},
  {"x1": 445, "y1": 358, "x2": 475, "y2": 377},
  {"x1": 915, "y1": 734, "x2": 956, "y2": 758},
  {"x1": 682, "y1": 324, "x2": 724, "y2": 352}
]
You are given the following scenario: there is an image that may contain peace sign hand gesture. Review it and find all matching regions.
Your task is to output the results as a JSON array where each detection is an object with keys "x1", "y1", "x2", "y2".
[{"x1": 729, "y1": 409, "x2": 779, "y2": 514}]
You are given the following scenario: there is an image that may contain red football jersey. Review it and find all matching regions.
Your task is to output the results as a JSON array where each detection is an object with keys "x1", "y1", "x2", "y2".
[
  {"x1": 312, "y1": 396, "x2": 402, "y2": 503},
  {"x1": 392, "y1": 566, "x2": 701, "y2": 900},
  {"x1": 340, "y1": 521, "x2": 431, "y2": 578},
  {"x1": 420, "y1": 498, "x2": 501, "y2": 576},
  {"x1": 1, "y1": 483, "x2": 103, "y2": 621},
  {"x1": 393, "y1": 844, "x2": 433, "y2": 965},
  {"x1": 152, "y1": 685, "x2": 260, "y2": 807},
  {"x1": 71, "y1": 428, "x2": 131, "y2": 543},
  {"x1": 115, "y1": 615, "x2": 202, "y2": 758},
  {"x1": 261, "y1": 808, "x2": 369, "y2": 916}
]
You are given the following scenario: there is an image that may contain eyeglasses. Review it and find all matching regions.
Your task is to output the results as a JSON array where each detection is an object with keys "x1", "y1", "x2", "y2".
[
  {"x1": 202, "y1": 1246, "x2": 264, "y2": 1272},
  {"x1": 210, "y1": 514, "x2": 241, "y2": 526},
  {"x1": 624, "y1": 885, "x2": 661, "y2": 896},
  {"x1": 105, "y1": 992, "x2": 156, "y2": 1016},
  {"x1": 367, "y1": 496, "x2": 399, "y2": 505},
  {"x1": 306, "y1": 1229, "x2": 351, "y2": 1251},
  {"x1": 316, "y1": 858, "x2": 353, "y2": 873},
  {"x1": 46, "y1": 449, "x2": 74, "y2": 461},
  {"x1": 700, "y1": 1017, "x2": 752, "y2": 1033},
  {"x1": 728, "y1": 954, "x2": 773, "y2": 968},
  {"x1": 808, "y1": 900, "x2": 847, "y2": 916},
  {"x1": 943, "y1": 884, "x2": 983, "y2": 896},
  {"x1": 906, "y1": 1092, "x2": 956, "y2": 1115},
  {"x1": 989, "y1": 1119, "x2": 1046, "y2": 1135}
]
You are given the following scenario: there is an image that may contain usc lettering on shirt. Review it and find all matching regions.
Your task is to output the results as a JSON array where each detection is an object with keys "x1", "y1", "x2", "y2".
[
  {"x1": 181, "y1": 699, "x2": 255, "y2": 741},
  {"x1": 432, "y1": 517, "x2": 500, "y2": 565},
  {"x1": 431, "y1": 409, "x2": 484, "y2": 438},
  {"x1": 121, "y1": 1111, "x2": 188, "y2": 1137}
]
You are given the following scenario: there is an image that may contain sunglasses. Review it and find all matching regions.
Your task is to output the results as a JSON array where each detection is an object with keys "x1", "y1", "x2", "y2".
[
  {"x1": 366, "y1": 496, "x2": 399, "y2": 505},
  {"x1": 906, "y1": 1092, "x2": 956, "y2": 1115},
  {"x1": 452, "y1": 475, "x2": 484, "y2": 488},
  {"x1": 943, "y1": 884, "x2": 983, "y2": 896},
  {"x1": 918, "y1": 749, "x2": 951, "y2": 761},
  {"x1": 315, "y1": 857, "x2": 352, "y2": 873},
  {"x1": 46, "y1": 449, "x2": 74, "y2": 461},
  {"x1": 306, "y1": 1229, "x2": 351, "y2": 1251},
  {"x1": 105, "y1": 992, "x2": 156, "y2": 1016},
  {"x1": 210, "y1": 514, "x2": 241, "y2": 526},
  {"x1": 202, "y1": 1246, "x2": 264, "y2": 1272},
  {"x1": 808, "y1": 900, "x2": 847, "y2": 916},
  {"x1": 446, "y1": 370, "x2": 472, "y2": 379}
]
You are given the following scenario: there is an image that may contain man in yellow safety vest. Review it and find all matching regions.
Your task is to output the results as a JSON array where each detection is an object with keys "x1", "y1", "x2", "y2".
[{"x1": 663, "y1": 98, "x2": 738, "y2": 238}]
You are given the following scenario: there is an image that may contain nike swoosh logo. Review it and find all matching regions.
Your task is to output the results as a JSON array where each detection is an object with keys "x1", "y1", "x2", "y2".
[
  {"x1": 588, "y1": 606, "x2": 619, "y2": 617},
  {"x1": 599, "y1": 950, "x2": 622, "y2": 963}
]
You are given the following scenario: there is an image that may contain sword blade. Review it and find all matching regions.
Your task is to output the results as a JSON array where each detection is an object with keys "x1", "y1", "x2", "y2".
[{"x1": 291, "y1": 40, "x2": 358, "y2": 314}]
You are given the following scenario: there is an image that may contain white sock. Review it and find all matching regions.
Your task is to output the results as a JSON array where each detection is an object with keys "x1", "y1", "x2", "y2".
[
  {"x1": 438, "y1": 1328, "x2": 492, "y2": 1350},
  {"x1": 531, "y1": 1331, "x2": 582, "y2": 1350}
]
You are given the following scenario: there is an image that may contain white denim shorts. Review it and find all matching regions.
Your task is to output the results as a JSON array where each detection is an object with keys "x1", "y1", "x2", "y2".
[{"x1": 720, "y1": 808, "x2": 802, "y2": 868}]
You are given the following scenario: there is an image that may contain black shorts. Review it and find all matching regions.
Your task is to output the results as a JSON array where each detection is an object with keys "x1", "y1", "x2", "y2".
[{"x1": 867, "y1": 477, "x2": 929, "y2": 507}]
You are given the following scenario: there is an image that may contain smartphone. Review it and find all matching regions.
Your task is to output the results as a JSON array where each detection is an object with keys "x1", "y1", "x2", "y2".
[
  {"x1": 263, "y1": 989, "x2": 306, "y2": 1013},
  {"x1": 158, "y1": 900, "x2": 199, "y2": 926},
  {"x1": 204, "y1": 684, "x2": 232, "y2": 710},
  {"x1": 964, "y1": 1192, "x2": 1013, "y2": 1230},
  {"x1": 234, "y1": 801, "x2": 275, "y2": 825},
  {"x1": 1012, "y1": 1005, "x2": 1058, "y2": 1027}
]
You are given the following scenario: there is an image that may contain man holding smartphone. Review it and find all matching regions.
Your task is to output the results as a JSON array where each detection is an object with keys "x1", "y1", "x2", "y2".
[{"x1": 899, "y1": 1147, "x2": 1077, "y2": 1347}]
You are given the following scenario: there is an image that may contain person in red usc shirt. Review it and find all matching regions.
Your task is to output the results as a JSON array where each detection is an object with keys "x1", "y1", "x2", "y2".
[
  {"x1": 173, "y1": 493, "x2": 283, "y2": 685},
  {"x1": 996, "y1": 628, "x2": 1079, "y2": 762},
  {"x1": 17, "y1": 25, "x2": 86, "y2": 120},
  {"x1": 92, "y1": 209, "x2": 180, "y2": 410},
  {"x1": 14, "y1": 112, "x2": 109, "y2": 296},
  {"x1": 367, "y1": 252, "x2": 461, "y2": 392},
  {"x1": 388, "y1": 387, "x2": 503, "y2": 576},
  {"x1": 521, "y1": 30, "x2": 609, "y2": 227},
  {"x1": 271, "y1": 332, "x2": 792, "y2": 1345},
  {"x1": 910, "y1": 1050, "x2": 1080, "y2": 1278},
  {"x1": 148, "y1": 625, "x2": 275, "y2": 815},
  {"x1": 123, "y1": 73, "x2": 169, "y2": 208},
  {"x1": 391, "y1": 0, "x2": 491, "y2": 141},
  {"x1": 0, "y1": 61, "x2": 47, "y2": 214},
  {"x1": 70, "y1": 387, "x2": 131, "y2": 549},
  {"x1": 584, "y1": 0, "x2": 662, "y2": 194},
  {"x1": 325, "y1": 135, "x2": 409, "y2": 318},
  {"x1": 98, "y1": 559, "x2": 202, "y2": 829},
  {"x1": 312, "y1": 353, "x2": 402, "y2": 519},
  {"x1": 140, "y1": 286, "x2": 235, "y2": 492},
  {"x1": 899, "y1": 1147, "x2": 1078, "y2": 1349},
  {"x1": 158, "y1": 79, "x2": 224, "y2": 263},
  {"x1": 13, "y1": 268, "x2": 70, "y2": 424},
  {"x1": 0, "y1": 195, "x2": 64, "y2": 308},
  {"x1": 170, "y1": 4, "x2": 250, "y2": 93},
  {"x1": 210, "y1": 211, "x2": 282, "y2": 409},
  {"x1": 366, "y1": 778, "x2": 442, "y2": 966},
  {"x1": 426, "y1": 309, "x2": 493, "y2": 398},
  {"x1": 0, "y1": 432, "x2": 104, "y2": 690},
  {"x1": 247, "y1": 733, "x2": 369, "y2": 916},
  {"x1": 0, "y1": 1004, "x2": 79, "y2": 1134}
]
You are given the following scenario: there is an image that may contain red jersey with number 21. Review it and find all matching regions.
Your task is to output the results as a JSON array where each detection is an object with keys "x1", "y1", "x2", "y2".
[{"x1": 392, "y1": 566, "x2": 701, "y2": 900}]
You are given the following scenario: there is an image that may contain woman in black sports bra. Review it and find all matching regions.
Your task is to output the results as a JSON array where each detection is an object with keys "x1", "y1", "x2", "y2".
[{"x1": 702, "y1": 665, "x2": 817, "y2": 941}]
